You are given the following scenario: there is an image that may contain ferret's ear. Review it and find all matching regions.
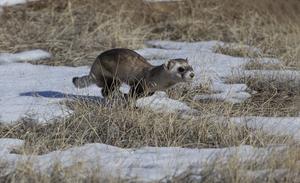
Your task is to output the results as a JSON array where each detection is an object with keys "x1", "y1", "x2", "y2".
[
  {"x1": 164, "y1": 60, "x2": 174, "y2": 70},
  {"x1": 185, "y1": 57, "x2": 189, "y2": 62}
]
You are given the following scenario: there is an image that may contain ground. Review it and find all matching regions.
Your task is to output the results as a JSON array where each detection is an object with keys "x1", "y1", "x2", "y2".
[{"x1": 0, "y1": 0, "x2": 299, "y2": 182}]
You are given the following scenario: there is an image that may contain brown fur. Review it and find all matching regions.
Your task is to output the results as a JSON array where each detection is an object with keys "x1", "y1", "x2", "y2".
[{"x1": 73, "y1": 48, "x2": 194, "y2": 98}]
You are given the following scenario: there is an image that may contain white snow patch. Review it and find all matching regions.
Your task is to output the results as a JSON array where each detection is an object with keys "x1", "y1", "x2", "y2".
[
  {"x1": 230, "y1": 117, "x2": 300, "y2": 142},
  {"x1": 194, "y1": 81, "x2": 251, "y2": 104},
  {"x1": 0, "y1": 139, "x2": 285, "y2": 182},
  {"x1": 0, "y1": 49, "x2": 51, "y2": 64},
  {"x1": 193, "y1": 91, "x2": 251, "y2": 104},
  {"x1": 136, "y1": 91, "x2": 195, "y2": 114},
  {"x1": 0, "y1": 0, "x2": 36, "y2": 7},
  {"x1": 0, "y1": 138, "x2": 24, "y2": 155},
  {"x1": 0, "y1": 61, "x2": 102, "y2": 123}
]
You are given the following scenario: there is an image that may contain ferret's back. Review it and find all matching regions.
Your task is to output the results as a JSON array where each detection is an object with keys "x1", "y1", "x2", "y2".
[{"x1": 91, "y1": 48, "x2": 153, "y2": 81}]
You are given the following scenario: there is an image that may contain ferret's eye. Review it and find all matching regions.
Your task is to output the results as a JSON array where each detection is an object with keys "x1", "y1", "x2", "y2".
[{"x1": 177, "y1": 67, "x2": 185, "y2": 72}]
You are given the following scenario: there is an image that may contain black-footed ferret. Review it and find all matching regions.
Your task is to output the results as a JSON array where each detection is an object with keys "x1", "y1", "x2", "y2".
[{"x1": 73, "y1": 48, "x2": 194, "y2": 98}]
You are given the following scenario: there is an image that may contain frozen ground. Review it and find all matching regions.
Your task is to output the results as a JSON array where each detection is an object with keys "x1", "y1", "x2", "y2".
[{"x1": 0, "y1": 138, "x2": 289, "y2": 182}]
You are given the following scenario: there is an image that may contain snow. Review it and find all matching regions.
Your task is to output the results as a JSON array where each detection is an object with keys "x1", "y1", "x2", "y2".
[
  {"x1": 136, "y1": 91, "x2": 196, "y2": 114},
  {"x1": 230, "y1": 117, "x2": 300, "y2": 142},
  {"x1": 0, "y1": 50, "x2": 102, "y2": 123},
  {"x1": 193, "y1": 81, "x2": 252, "y2": 104},
  {"x1": 0, "y1": 138, "x2": 285, "y2": 182},
  {"x1": 0, "y1": 49, "x2": 51, "y2": 64},
  {"x1": 0, "y1": 40, "x2": 253, "y2": 123},
  {"x1": 0, "y1": 0, "x2": 38, "y2": 17},
  {"x1": 0, "y1": 138, "x2": 24, "y2": 155},
  {"x1": 0, "y1": 0, "x2": 36, "y2": 7}
]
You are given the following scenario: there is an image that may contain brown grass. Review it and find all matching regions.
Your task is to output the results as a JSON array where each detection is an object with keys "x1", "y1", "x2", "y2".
[
  {"x1": 1, "y1": 99, "x2": 292, "y2": 155},
  {"x1": 244, "y1": 59, "x2": 284, "y2": 70},
  {"x1": 0, "y1": 0, "x2": 299, "y2": 67}
]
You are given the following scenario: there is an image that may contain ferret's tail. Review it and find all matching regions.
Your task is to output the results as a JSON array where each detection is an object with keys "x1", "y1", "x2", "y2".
[{"x1": 72, "y1": 75, "x2": 95, "y2": 88}]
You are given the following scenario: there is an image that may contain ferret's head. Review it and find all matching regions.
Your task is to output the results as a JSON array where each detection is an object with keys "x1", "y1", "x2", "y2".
[{"x1": 164, "y1": 58, "x2": 195, "y2": 82}]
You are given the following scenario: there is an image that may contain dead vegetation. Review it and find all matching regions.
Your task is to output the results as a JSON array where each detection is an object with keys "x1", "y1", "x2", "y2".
[
  {"x1": 0, "y1": 99, "x2": 292, "y2": 155},
  {"x1": 0, "y1": 0, "x2": 299, "y2": 67}
]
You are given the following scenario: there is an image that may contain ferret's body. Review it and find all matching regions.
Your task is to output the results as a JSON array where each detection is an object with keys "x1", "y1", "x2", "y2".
[{"x1": 73, "y1": 48, "x2": 194, "y2": 98}]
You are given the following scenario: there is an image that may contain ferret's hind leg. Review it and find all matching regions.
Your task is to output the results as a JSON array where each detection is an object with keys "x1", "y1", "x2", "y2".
[{"x1": 100, "y1": 78, "x2": 122, "y2": 98}]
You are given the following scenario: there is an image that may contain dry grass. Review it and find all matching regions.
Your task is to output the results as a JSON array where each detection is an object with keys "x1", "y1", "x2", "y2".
[
  {"x1": 199, "y1": 147, "x2": 300, "y2": 183},
  {"x1": 191, "y1": 93, "x2": 299, "y2": 118},
  {"x1": 168, "y1": 83, "x2": 299, "y2": 117},
  {"x1": 244, "y1": 59, "x2": 284, "y2": 70},
  {"x1": 0, "y1": 99, "x2": 292, "y2": 155},
  {"x1": 213, "y1": 43, "x2": 261, "y2": 58},
  {"x1": 0, "y1": 0, "x2": 300, "y2": 182},
  {"x1": 0, "y1": 0, "x2": 299, "y2": 67},
  {"x1": 0, "y1": 162, "x2": 120, "y2": 183}
]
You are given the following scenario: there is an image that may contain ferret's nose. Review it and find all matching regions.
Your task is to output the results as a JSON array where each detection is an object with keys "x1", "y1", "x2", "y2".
[{"x1": 190, "y1": 73, "x2": 194, "y2": 78}]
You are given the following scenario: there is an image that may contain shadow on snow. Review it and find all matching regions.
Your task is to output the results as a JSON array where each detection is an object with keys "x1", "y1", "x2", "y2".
[{"x1": 20, "y1": 91, "x2": 105, "y2": 103}]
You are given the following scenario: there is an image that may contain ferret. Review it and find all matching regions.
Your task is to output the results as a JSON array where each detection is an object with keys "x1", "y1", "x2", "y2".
[{"x1": 72, "y1": 48, "x2": 194, "y2": 98}]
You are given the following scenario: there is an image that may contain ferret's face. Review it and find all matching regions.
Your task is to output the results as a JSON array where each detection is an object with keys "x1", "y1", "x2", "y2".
[{"x1": 164, "y1": 58, "x2": 195, "y2": 82}]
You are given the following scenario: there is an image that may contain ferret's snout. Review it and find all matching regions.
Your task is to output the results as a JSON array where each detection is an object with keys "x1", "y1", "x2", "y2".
[{"x1": 190, "y1": 72, "x2": 195, "y2": 78}]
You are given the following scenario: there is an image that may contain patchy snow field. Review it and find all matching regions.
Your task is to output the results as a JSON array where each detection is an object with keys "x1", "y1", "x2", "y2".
[
  {"x1": 1, "y1": 41, "x2": 299, "y2": 126},
  {"x1": 1, "y1": 41, "x2": 299, "y2": 137},
  {"x1": 0, "y1": 40, "x2": 253, "y2": 123},
  {"x1": 0, "y1": 138, "x2": 288, "y2": 182},
  {"x1": 0, "y1": 50, "x2": 100, "y2": 122},
  {"x1": 0, "y1": 40, "x2": 299, "y2": 181}
]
